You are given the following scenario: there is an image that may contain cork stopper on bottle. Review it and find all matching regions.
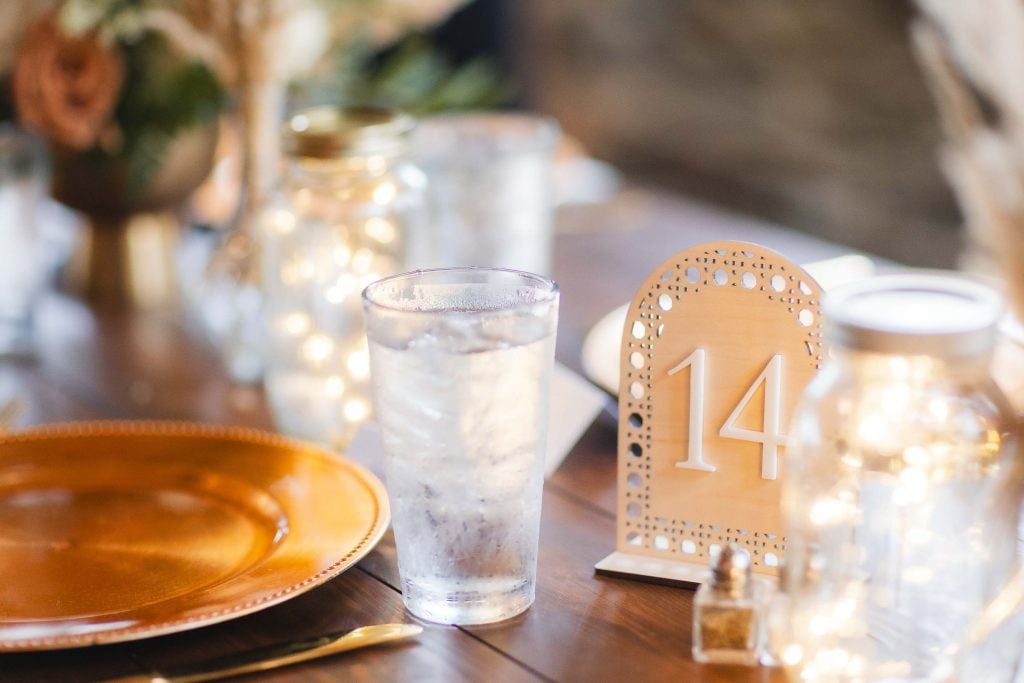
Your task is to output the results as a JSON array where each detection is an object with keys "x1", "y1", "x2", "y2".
[{"x1": 710, "y1": 543, "x2": 752, "y2": 598}]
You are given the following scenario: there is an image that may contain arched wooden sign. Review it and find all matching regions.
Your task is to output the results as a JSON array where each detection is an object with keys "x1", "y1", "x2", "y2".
[{"x1": 596, "y1": 241, "x2": 824, "y2": 586}]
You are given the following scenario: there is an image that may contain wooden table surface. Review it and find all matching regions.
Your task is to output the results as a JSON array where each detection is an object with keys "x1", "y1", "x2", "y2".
[{"x1": 0, "y1": 189, "x2": 855, "y2": 682}]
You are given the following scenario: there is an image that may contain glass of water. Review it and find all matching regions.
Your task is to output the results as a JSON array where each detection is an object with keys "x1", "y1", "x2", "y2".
[{"x1": 363, "y1": 267, "x2": 559, "y2": 624}]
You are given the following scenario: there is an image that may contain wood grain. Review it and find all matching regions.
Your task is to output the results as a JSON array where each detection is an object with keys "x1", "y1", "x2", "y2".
[
  {"x1": 0, "y1": 569, "x2": 535, "y2": 683},
  {"x1": 0, "y1": 188, "x2": 838, "y2": 681}
]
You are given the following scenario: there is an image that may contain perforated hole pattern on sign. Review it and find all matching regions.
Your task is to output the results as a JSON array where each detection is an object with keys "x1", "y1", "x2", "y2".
[{"x1": 620, "y1": 245, "x2": 821, "y2": 568}]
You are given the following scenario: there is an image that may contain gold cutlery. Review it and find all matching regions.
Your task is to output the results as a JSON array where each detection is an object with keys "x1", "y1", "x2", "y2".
[{"x1": 106, "y1": 623, "x2": 423, "y2": 682}]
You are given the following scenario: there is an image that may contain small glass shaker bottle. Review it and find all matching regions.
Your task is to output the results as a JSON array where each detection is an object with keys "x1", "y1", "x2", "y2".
[{"x1": 692, "y1": 543, "x2": 764, "y2": 665}]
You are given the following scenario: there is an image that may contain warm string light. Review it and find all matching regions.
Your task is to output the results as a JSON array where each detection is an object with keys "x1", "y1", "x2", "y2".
[
  {"x1": 364, "y1": 216, "x2": 396, "y2": 244},
  {"x1": 264, "y1": 181, "x2": 403, "y2": 441},
  {"x1": 266, "y1": 207, "x2": 296, "y2": 235},
  {"x1": 372, "y1": 181, "x2": 397, "y2": 205},
  {"x1": 786, "y1": 365, "x2": 1007, "y2": 680},
  {"x1": 780, "y1": 276, "x2": 1015, "y2": 682},
  {"x1": 256, "y1": 105, "x2": 423, "y2": 450},
  {"x1": 333, "y1": 244, "x2": 351, "y2": 266}
]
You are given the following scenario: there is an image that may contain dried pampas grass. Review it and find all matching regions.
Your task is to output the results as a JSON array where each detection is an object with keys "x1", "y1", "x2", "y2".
[{"x1": 913, "y1": 0, "x2": 1024, "y2": 318}]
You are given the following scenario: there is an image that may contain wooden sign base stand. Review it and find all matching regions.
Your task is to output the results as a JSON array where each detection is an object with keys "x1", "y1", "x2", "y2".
[{"x1": 595, "y1": 551, "x2": 708, "y2": 588}]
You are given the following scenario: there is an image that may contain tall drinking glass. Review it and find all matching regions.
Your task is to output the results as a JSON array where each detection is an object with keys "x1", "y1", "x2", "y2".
[
  {"x1": 363, "y1": 267, "x2": 559, "y2": 624},
  {"x1": 412, "y1": 113, "x2": 560, "y2": 275}
]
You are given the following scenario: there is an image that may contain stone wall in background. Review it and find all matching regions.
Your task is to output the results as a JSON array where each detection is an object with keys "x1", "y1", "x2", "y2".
[{"x1": 507, "y1": 0, "x2": 961, "y2": 268}]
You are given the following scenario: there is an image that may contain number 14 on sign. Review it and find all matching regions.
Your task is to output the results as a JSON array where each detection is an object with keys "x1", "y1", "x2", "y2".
[{"x1": 667, "y1": 351, "x2": 786, "y2": 480}]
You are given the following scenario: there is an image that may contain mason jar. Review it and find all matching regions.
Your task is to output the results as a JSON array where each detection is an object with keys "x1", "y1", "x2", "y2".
[
  {"x1": 780, "y1": 274, "x2": 1020, "y2": 682},
  {"x1": 259, "y1": 105, "x2": 426, "y2": 448}
]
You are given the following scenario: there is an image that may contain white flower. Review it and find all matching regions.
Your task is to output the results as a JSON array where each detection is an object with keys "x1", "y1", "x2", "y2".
[
  {"x1": 265, "y1": 0, "x2": 330, "y2": 83},
  {"x1": 59, "y1": 0, "x2": 114, "y2": 36}
]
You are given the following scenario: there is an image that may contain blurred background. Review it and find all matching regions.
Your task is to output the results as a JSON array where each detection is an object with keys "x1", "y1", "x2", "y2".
[
  {"x1": 0, "y1": 0, "x2": 961, "y2": 269},
  {"x1": 7, "y1": 0, "x2": 1024, "y2": 536},
  {"x1": 437, "y1": 0, "x2": 958, "y2": 268}
]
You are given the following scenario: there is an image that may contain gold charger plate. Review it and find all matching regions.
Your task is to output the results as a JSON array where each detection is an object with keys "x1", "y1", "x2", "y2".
[{"x1": 0, "y1": 421, "x2": 390, "y2": 651}]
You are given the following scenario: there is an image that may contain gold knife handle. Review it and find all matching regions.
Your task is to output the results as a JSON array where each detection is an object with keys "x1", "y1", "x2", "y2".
[{"x1": 104, "y1": 624, "x2": 423, "y2": 683}]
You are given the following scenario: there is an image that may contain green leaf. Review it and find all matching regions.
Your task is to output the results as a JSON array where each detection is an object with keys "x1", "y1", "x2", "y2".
[
  {"x1": 413, "y1": 59, "x2": 514, "y2": 114},
  {"x1": 332, "y1": 33, "x2": 512, "y2": 113},
  {"x1": 109, "y1": 31, "x2": 225, "y2": 196}
]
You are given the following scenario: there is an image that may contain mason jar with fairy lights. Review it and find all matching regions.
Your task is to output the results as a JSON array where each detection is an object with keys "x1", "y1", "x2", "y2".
[
  {"x1": 259, "y1": 105, "x2": 426, "y2": 448},
  {"x1": 779, "y1": 274, "x2": 1021, "y2": 682}
]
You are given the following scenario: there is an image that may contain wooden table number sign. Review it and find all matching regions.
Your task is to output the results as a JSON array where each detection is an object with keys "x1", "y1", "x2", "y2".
[{"x1": 595, "y1": 241, "x2": 824, "y2": 586}]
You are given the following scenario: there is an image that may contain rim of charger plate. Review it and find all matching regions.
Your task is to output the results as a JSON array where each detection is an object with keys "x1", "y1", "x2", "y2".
[{"x1": 361, "y1": 266, "x2": 560, "y2": 316}]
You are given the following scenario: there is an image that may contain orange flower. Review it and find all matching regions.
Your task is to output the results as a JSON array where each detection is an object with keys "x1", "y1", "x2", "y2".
[{"x1": 12, "y1": 11, "x2": 124, "y2": 150}]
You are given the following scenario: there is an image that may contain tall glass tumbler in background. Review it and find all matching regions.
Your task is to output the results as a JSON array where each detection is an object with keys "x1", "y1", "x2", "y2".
[
  {"x1": 363, "y1": 268, "x2": 559, "y2": 624},
  {"x1": 0, "y1": 126, "x2": 48, "y2": 355},
  {"x1": 412, "y1": 113, "x2": 560, "y2": 275}
]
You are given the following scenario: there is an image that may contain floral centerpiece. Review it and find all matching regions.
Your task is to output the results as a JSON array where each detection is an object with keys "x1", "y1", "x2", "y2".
[
  {"x1": 8, "y1": 1, "x2": 226, "y2": 213},
  {"x1": 2, "y1": 0, "x2": 478, "y2": 211},
  {"x1": 1, "y1": 0, "x2": 475, "y2": 307}
]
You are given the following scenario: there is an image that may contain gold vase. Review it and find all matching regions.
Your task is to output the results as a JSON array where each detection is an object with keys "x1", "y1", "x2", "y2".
[{"x1": 54, "y1": 123, "x2": 218, "y2": 309}]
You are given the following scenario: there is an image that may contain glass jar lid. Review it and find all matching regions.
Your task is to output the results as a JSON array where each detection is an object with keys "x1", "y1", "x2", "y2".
[
  {"x1": 823, "y1": 273, "x2": 1003, "y2": 357},
  {"x1": 283, "y1": 105, "x2": 414, "y2": 160}
]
